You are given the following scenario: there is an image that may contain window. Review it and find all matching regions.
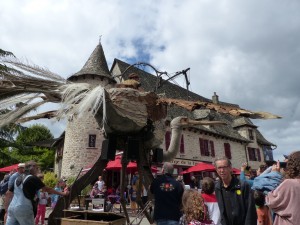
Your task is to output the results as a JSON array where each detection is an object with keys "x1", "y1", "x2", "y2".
[
  {"x1": 199, "y1": 138, "x2": 215, "y2": 157},
  {"x1": 248, "y1": 147, "x2": 261, "y2": 161},
  {"x1": 256, "y1": 149, "x2": 261, "y2": 161},
  {"x1": 248, "y1": 129, "x2": 254, "y2": 140},
  {"x1": 165, "y1": 131, "x2": 171, "y2": 150},
  {"x1": 88, "y1": 134, "x2": 96, "y2": 148},
  {"x1": 210, "y1": 141, "x2": 215, "y2": 157},
  {"x1": 180, "y1": 135, "x2": 185, "y2": 154},
  {"x1": 57, "y1": 147, "x2": 63, "y2": 157},
  {"x1": 224, "y1": 143, "x2": 232, "y2": 159}
]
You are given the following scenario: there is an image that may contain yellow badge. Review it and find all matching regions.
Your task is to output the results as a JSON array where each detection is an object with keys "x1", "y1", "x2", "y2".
[{"x1": 236, "y1": 190, "x2": 241, "y2": 195}]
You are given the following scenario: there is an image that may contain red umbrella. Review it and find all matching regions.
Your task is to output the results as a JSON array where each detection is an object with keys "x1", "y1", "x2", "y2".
[
  {"x1": 83, "y1": 155, "x2": 158, "y2": 173},
  {"x1": 106, "y1": 155, "x2": 137, "y2": 171},
  {"x1": 181, "y1": 162, "x2": 215, "y2": 174},
  {"x1": 232, "y1": 168, "x2": 241, "y2": 175},
  {"x1": 0, "y1": 164, "x2": 19, "y2": 172}
]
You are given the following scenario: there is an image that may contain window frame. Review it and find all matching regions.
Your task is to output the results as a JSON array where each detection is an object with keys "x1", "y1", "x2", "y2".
[
  {"x1": 199, "y1": 138, "x2": 215, "y2": 157},
  {"x1": 224, "y1": 143, "x2": 232, "y2": 159}
]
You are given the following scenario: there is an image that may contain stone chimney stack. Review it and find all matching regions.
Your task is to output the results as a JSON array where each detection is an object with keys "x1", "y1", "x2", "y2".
[{"x1": 212, "y1": 92, "x2": 219, "y2": 104}]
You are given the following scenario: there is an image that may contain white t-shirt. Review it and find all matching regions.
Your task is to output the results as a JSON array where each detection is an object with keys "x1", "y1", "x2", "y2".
[
  {"x1": 38, "y1": 191, "x2": 49, "y2": 205},
  {"x1": 96, "y1": 180, "x2": 105, "y2": 191}
]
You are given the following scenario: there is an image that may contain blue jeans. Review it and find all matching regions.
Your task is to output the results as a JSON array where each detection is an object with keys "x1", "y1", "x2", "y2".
[
  {"x1": 6, "y1": 205, "x2": 34, "y2": 225},
  {"x1": 156, "y1": 219, "x2": 179, "y2": 225}
]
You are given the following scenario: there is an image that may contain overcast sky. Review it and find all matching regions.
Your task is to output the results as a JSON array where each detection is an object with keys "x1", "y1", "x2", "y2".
[{"x1": 1, "y1": 0, "x2": 299, "y2": 161}]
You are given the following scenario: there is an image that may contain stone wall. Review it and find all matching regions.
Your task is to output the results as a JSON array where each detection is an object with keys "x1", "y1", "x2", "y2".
[{"x1": 61, "y1": 77, "x2": 114, "y2": 177}]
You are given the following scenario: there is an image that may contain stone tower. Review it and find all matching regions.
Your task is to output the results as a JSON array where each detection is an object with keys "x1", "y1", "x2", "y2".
[{"x1": 61, "y1": 43, "x2": 116, "y2": 177}]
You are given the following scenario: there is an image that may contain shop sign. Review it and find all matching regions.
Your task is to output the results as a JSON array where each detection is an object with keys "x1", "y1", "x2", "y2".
[{"x1": 170, "y1": 159, "x2": 200, "y2": 166}]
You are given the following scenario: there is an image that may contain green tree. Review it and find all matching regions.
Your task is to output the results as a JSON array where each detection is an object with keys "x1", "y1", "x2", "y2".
[
  {"x1": 43, "y1": 171, "x2": 58, "y2": 188},
  {"x1": 0, "y1": 110, "x2": 25, "y2": 166},
  {"x1": 11, "y1": 124, "x2": 55, "y2": 171}
]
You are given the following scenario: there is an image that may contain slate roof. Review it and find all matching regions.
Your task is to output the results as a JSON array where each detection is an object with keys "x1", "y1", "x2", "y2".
[
  {"x1": 68, "y1": 44, "x2": 115, "y2": 82},
  {"x1": 232, "y1": 117, "x2": 258, "y2": 128},
  {"x1": 111, "y1": 59, "x2": 275, "y2": 146},
  {"x1": 255, "y1": 129, "x2": 276, "y2": 146}
]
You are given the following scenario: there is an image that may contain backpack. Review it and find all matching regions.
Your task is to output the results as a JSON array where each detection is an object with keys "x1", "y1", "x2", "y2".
[{"x1": 0, "y1": 175, "x2": 10, "y2": 195}]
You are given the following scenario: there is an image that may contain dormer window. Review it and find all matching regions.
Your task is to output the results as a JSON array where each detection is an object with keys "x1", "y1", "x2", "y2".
[{"x1": 248, "y1": 129, "x2": 254, "y2": 140}]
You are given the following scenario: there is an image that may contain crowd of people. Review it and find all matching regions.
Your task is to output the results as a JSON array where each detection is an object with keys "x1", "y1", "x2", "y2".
[
  {"x1": 150, "y1": 151, "x2": 300, "y2": 225},
  {"x1": 1, "y1": 151, "x2": 299, "y2": 225}
]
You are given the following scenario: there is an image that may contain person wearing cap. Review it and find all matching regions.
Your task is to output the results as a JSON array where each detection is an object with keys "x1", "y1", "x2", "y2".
[
  {"x1": 6, "y1": 161, "x2": 68, "y2": 225},
  {"x1": 3, "y1": 163, "x2": 25, "y2": 224}
]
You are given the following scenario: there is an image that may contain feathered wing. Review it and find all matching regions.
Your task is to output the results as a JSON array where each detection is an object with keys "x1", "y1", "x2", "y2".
[
  {"x1": 0, "y1": 56, "x2": 108, "y2": 127},
  {"x1": 0, "y1": 101, "x2": 48, "y2": 127},
  {"x1": 56, "y1": 84, "x2": 105, "y2": 120},
  {"x1": 0, "y1": 57, "x2": 67, "y2": 127}
]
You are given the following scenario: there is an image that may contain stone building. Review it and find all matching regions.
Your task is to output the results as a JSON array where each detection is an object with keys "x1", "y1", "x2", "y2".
[{"x1": 54, "y1": 43, "x2": 276, "y2": 177}]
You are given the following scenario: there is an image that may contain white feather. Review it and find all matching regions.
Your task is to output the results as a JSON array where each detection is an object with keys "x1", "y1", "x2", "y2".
[{"x1": 0, "y1": 94, "x2": 41, "y2": 110}]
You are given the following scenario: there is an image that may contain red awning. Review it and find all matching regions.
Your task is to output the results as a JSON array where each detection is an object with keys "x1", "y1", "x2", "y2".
[
  {"x1": 106, "y1": 155, "x2": 137, "y2": 171},
  {"x1": 181, "y1": 163, "x2": 241, "y2": 175},
  {"x1": 181, "y1": 162, "x2": 215, "y2": 174},
  {"x1": 0, "y1": 164, "x2": 19, "y2": 172},
  {"x1": 232, "y1": 168, "x2": 241, "y2": 175},
  {"x1": 83, "y1": 155, "x2": 158, "y2": 173}
]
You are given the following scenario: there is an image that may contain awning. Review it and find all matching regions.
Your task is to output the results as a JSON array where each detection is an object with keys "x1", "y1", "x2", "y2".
[
  {"x1": 181, "y1": 162, "x2": 215, "y2": 174},
  {"x1": 180, "y1": 162, "x2": 241, "y2": 175},
  {"x1": 0, "y1": 164, "x2": 19, "y2": 172},
  {"x1": 83, "y1": 155, "x2": 158, "y2": 173}
]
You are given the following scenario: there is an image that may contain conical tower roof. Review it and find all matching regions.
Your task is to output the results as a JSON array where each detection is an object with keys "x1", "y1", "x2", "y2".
[{"x1": 69, "y1": 44, "x2": 115, "y2": 82}]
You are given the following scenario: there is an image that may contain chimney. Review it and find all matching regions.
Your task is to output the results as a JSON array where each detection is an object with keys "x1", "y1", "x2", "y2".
[{"x1": 212, "y1": 92, "x2": 219, "y2": 104}]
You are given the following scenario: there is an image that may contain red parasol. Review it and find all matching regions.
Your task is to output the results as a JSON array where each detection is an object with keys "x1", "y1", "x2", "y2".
[
  {"x1": 83, "y1": 155, "x2": 158, "y2": 173},
  {"x1": 232, "y1": 168, "x2": 241, "y2": 175},
  {"x1": 181, "y1": 162, "x2": 215, "y2": 174},
  {"x1": 0, "y1": 164, "x2": 19, "y2": 172}
]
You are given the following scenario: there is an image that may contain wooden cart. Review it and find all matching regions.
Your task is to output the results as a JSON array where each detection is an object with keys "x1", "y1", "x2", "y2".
[{"x1": 61, "y1": 210, "x2": 126, "y2": 225}]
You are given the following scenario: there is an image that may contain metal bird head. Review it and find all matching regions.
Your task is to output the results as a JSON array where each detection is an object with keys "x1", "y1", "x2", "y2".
[{"x1": 170, "y1": 116, "x2": 227, "y2": 129}]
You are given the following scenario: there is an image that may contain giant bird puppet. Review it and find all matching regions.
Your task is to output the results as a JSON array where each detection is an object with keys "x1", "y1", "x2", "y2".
[{"x1": 0, "y1": 53, "x2": 280, "y2": 224}]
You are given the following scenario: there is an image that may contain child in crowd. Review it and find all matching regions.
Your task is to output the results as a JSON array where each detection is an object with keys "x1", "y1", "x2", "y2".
[
  {"x1": 129, "y1": 186, "x2": 137, "y2": 215},
  {"x1": 201, "y1": 177, "x2": 221, "y2": 225},
  {"x1": 90, "y1": 183, "x2": 101, "y2": 198},
  {"x1": 51, "y1": 178, "x2": 66, "y2": 208},
  {"x1": 180, "y1": 189, "x2": 214, "y2": 225},
  {"x1": 35, "y1": 174, "x2": 49, "y2": 225},
  {"x1": 253, "y1": 190, "x2": 272, "y2": 225}
]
